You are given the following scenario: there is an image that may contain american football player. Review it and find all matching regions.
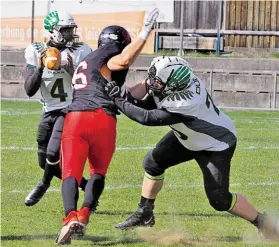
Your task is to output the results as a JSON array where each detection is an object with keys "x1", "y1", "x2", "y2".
[
  {"x1": 106, "y1": 56, "x2": 279, "y2": 241},
  {"x1": 24, "y1": 10, "x2": 92, "y2": 207},
  {"x1": 55, "y1": 8, "x2": 159, "y2": 245}
]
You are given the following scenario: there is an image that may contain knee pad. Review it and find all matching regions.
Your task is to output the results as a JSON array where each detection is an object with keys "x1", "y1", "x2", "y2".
[
  {"x1": 37, "y1": 137, "x2": 47, "y2": 170},
  {"x1": 46, "y1": 153, "x2": 59, "y2": 166},
  {"x1": 143, "y1": 150, "x2": 165, "y2": 177},
  {"x1": 207, "y1": 190, "x2": 233, "y2": 212},
  {"x1": 47, "y1": 141, "x2": 60, "y2": 164},
  {"x1": 37, "y1": 149, "x2": 47, "y2": 170},
  {"x1": 37, "y1": 126, "x2": 49, "y2": 148}
]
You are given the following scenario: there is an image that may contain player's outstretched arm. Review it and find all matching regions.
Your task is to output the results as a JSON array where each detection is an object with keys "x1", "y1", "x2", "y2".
[
  {"x1": 105, "y1": 81, "x2": 180, "y2": 126},
  {"x1": 107, "y1": 8, "x2": 159, "y2": 71}
]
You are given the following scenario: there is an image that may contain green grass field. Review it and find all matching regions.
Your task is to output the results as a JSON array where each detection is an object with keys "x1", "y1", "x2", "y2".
[{"x1": 1, "y1": 100, "x2": 279, "y2": 247}]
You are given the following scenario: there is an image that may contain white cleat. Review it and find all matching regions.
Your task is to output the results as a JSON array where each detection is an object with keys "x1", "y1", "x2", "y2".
[{"x1": 55, "y1": 221, "x2": 85, "y2": 245}]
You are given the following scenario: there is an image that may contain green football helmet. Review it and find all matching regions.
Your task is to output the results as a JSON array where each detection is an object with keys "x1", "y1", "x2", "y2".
[
  {"x1": 146, "y1": 56, "x2": 194, "y2": 97},
  {"x1": 44, "y1": 10, "x2": 79, "y2": 47}
]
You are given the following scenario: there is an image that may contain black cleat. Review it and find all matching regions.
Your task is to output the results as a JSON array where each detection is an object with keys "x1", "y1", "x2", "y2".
[
  {"x1": 115, "y1": 205, "x2": 155, "y2": 230},
  {"x1": 25, "y1": 181, "x2": 50, "y2": 206}
]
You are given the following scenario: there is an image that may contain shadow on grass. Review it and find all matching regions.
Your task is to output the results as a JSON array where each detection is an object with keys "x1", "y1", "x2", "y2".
[
  {"x1": 82, "y1": 236, "x2": 143, "y2": 246},
  {"x1": 217, "y1": 236, "x2": 243, "y2": 242},
  {"x1": 1, "y1": 234, "x2": 57, "y2": 241},
  {"x1": 1, "y1": 234, "x2": 143, "y2": 246},
  {"x1": 97, "y1": 210, "x2": 234, "y2": 218}
]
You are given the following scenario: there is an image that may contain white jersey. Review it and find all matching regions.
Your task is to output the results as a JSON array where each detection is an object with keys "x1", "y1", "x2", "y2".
[
  {"x1": 155, "y1": 76, "x2": 237, "y2": 151},
  {"x1": 24, "y1": 42, "x2": 92, "y2": 112}
]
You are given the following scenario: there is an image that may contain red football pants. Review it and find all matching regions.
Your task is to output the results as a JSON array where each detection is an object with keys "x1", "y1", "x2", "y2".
[{"x1": 61, "y1": 109, "x2": 116, "y2": 185}]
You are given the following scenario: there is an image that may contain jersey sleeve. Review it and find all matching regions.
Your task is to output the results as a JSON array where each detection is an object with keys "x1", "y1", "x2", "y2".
[
  {"x1": 24, "y1": 44, "x2": 39, "y2": 67},
  {"x1": 114, "y1": 96, "x2": 181, "y2": 126},
  {"x1": 158, "y1": 90, "x2": 202, "y2": 118},
  {"x1": 81, "y1": 43, "x2": 92, "y2": 59}
]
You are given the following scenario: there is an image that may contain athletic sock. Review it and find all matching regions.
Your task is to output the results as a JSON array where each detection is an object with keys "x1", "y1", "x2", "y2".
[
  {"x1": 140, "y1": 196, "x2": 155, "y2": 208},
  {"x1": 251, "y1": 212, "x2": 264, "y2": 228}
]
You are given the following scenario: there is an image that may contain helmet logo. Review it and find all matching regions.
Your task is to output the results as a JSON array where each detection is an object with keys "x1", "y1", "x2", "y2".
[
  {"x1": 44, "y1": 11, "x2": 60, "y2": 31},
  {"x1": 101, "y1": 33, "x2": 118, "y2": 40},
  {"x1": 98, "y1": 25, "x2": 131, "y2": 49},
  {"x1": 167, "y1": 66, "x2": 192, "y2": 90}
]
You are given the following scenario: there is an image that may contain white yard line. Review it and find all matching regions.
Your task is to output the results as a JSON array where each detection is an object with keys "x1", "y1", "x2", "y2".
[
  {"x1": 0, "y1": 146, "x2": 155, "y2": 151},
  {"x1": 1, "y1": 145, "x2": 279, "y2": 151},
  {"x1": 1, "y1": 111, "x2": 42, "y2": 115},
  {"x1": 3, "y1": 181, "x2": 279, "y2": 194}
]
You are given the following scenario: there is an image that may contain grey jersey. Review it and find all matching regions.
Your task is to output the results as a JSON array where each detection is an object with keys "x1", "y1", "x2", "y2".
[
  {"x1": 155, "y1": 76, "x2": 237, "y2": 151},
  {"x1": 24, "y1": 42, "x2": 92, "y2": 112}
]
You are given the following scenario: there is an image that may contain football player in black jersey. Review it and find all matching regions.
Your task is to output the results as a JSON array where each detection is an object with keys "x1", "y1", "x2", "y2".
[{"x1": 55, "y1": 8, "x2": 159, "y2": 245}]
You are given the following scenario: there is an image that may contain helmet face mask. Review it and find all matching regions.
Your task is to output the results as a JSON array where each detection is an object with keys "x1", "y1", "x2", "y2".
[
  {"x1": 146, "y1": 68, "x2": 166, "y2": 97},
  {"x1": 98, "y1": 25, "x2": 131, "y2": 51},
  {"x1": 147, "y1": 56, "x2": 194, "y2": 98},
  {"x1": 44, "y1": 11, "x2": 79, "y2": 47}
]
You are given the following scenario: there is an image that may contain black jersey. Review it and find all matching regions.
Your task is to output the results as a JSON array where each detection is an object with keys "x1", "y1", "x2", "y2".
[{"x1": 68, "y1": 42, "x2": 128, "y2": 116}]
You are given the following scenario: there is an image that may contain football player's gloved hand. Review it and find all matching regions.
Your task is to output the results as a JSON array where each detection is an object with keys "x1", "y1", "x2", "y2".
[
  {"x1": 139, "y1": 8, "x2": 159, "y2": 40},
  {"x1": 62, "y1": 53, "x2": 75, "y2": 76},
  {"x1": 105, "y1": 81, "x2": 121, "y2": 99},
  {"x1": 39, "y1": 48, "x2": 47, "y2": 70}
]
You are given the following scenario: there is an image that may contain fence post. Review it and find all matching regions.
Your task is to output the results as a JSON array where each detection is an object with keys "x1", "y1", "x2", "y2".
[
  {"x1": 216, "y1": 0, "x2": 222, "y2": 56},
  {"x1": 31, "y1": 0, "x2": 35, "y2": 43},
  {"x1": 178, "y1": 0, "x2": 184, "y2": 56},
  {"x1": 273, "y1": 72, "x2": 278, "y2": 109},
  {"x1": 155, "y1": 22, "x2": 159, "y2": 53},
  {"x1": 209, "y1": 70, "x2": 213, "y2": 97}
]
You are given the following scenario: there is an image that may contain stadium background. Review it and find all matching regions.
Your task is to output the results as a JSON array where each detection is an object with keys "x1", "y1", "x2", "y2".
[{"x1": 1, "y1": 0, "x2": 279, "y2": 110}]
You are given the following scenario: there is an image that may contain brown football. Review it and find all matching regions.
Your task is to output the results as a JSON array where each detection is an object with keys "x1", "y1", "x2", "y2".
[{"x1": 42, "y1": 47, "x2": 61, "y2": 70}]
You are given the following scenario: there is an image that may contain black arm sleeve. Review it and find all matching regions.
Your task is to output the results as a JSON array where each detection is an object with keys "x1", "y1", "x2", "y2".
[
  {"x1": 114, "y1": 97, "x2": 182, "y2": 126},
  {"x1": 24, "y1": 66, "x2": 43, "y2": 97}
]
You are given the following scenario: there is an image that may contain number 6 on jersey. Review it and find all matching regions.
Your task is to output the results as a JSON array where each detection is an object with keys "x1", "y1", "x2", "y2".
[{"x1": 72, "y1": 61, "x2": 88, "y2": 90}]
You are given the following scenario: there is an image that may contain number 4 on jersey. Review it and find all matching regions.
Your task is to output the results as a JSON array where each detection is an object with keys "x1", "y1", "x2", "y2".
[{"x1": 50, "y1": 78, "x2": 68, "y2": 102}]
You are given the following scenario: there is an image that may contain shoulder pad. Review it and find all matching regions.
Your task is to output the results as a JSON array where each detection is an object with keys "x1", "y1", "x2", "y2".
[{"x1": 165, "y1": 90, "x2": 195, "y2": 102}]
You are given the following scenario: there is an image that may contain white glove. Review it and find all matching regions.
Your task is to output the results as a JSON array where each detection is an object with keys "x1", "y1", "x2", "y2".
[{"x1": 138, "y1": 8, "x2": 159, "y2": 40}]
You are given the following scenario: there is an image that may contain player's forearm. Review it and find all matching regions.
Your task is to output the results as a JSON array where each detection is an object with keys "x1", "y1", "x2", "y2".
[
  {"x1": 108, "y1": 38, "x2": 146, "y2": 69},
  {"x1": 24, "y1": 67, "x2": 43, "y2": 97},
  {"x1": 114, "y1": 97, "x2": 180, "y2": 126},
  {"x1": 119, "y1": 38, "x2": 146, "y2": 66},
  {"x1": 107, "y1": 8, "x2": 158, "y2": 71}
]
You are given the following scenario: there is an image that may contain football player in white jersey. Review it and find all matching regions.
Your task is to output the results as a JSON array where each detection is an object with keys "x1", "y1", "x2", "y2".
[
  {"x1": 105, "y1": 56, "x2": 279, "y2": 241},
  {"x1": 24, "y1": 10, "x2": 92, "y2": 207}
]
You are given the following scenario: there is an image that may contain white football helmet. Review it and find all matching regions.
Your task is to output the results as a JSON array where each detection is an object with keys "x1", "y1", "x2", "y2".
[
  {"x1": 44, "y1": 10, "x2": 79, "y2": 47},
  {"x1": 146, "y1": 56, "x2": 194, "y2": 97}
]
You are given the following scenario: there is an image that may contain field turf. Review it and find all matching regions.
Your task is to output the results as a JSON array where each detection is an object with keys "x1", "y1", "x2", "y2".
[{"x1": 1, "y1": 100, "x2": 279, "y2": 247}]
